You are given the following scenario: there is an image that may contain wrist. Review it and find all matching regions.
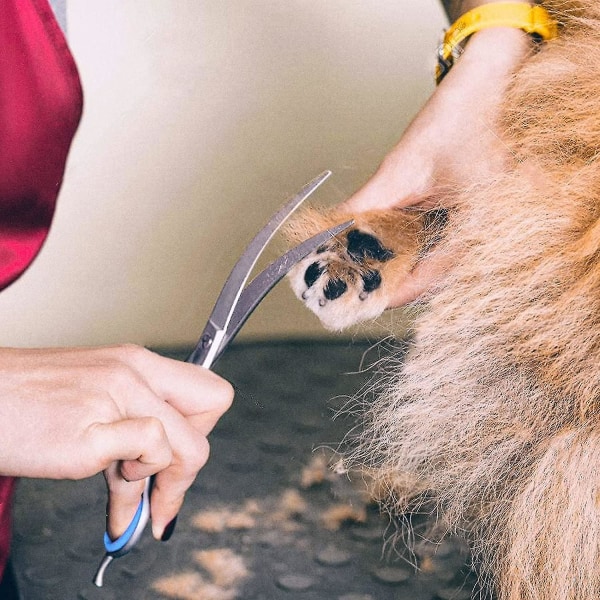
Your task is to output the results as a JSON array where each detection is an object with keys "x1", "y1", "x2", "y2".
[
  {"x1": 436, "y1": 2, "x2": 556, "y2": 83},
  {"x1": 456, "y1": 26, "x2": 533, "y2": 73}
]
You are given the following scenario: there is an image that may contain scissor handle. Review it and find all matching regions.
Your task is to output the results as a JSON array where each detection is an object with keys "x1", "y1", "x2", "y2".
[{"x1": 93, "y1": 477, "x2": 151, "y2": 587}]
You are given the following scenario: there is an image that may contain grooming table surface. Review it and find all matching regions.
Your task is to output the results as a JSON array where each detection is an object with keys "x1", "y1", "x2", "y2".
[{"x1": 12, "y1": 341, "x2": 476, "y2": 599}]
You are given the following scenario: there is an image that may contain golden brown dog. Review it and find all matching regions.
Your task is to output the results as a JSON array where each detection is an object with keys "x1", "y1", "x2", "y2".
[{"x1": 286, "y1": 2, "x2": 600, "y2": 598}]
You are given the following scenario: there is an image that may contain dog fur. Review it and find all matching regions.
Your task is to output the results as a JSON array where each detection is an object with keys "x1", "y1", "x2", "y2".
[{"x1": 286, "y1": 2, "x2": 600, "y2": 598}]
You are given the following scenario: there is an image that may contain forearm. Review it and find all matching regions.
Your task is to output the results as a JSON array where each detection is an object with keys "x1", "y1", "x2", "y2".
[{"x1": 342, "y1": 24, "x2": 532, "y2": 218}]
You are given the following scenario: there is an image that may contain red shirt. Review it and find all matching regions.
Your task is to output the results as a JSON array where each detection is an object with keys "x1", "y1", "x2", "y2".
[{"x1": 0, "y1": 0, "x2": 83, "y2": 579}]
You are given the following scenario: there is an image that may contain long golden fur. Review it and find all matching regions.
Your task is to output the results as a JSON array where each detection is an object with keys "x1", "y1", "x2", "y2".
[{"x1": 286, "y1": 2, "x2": 600, "y2": 598}]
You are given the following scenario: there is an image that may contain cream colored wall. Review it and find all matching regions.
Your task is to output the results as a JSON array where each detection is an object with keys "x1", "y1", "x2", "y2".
[{"x1": 0, "y1": 1, "x2": 446, "y2": 348}]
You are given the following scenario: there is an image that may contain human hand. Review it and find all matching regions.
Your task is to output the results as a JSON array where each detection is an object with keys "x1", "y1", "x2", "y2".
[
  {"x1": 0, "y1": 344, "x2": 233, "y2": 540},
  {"x1": 341, "y1": 26, "x2": 534, "y2": 305}
]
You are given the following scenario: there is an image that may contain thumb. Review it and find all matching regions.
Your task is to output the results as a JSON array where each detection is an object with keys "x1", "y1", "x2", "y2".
[
  {"x1": 93, "y1": 418, "x2": 173, "y2": 540},
  {"x1": 388, "y1": 251, "x2": 452, "y2": 308},
  {"x1": 388, "y1": 270, "x2": 429, "y2": 308},
  {"x1": 103, "y1": 463, "x2": 146, "y2": 541}
]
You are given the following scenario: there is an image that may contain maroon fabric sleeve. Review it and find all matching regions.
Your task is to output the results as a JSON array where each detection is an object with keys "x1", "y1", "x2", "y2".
[
  {"x1": 0, "y1": 477, "x2": 16, "y2": 580},
  {"x1": 0, "y1": 0, "x2": 84, "y2": 580},
  {"x1": 0, "y1": 0, "x2": 83, "y2": 290}
]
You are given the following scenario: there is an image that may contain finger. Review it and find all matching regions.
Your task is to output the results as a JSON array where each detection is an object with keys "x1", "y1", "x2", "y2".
[
  {"x1": 149, "y1": 436, "x2": 211, "y2": 540},
  {"x1": 128, "y1": 351, "x2": 234, "y2": 435},
  {"x1": 102, "y1": 360, "x2": 210, "y2": 469},
  {"x1": 94, "y1": 349, "x2": 231, "y2": 538},
  {"x1": 89, "y1": 417, "x2": 173, "y2": 479},
  {"x1": 90, "y1": 418, "x2": 172, "y2": 540},
  {"x1": 102, "y1": 359, "x2": 220, "y2": 522},
  {"x1": 103, "y1": 463, "x2": 146, "y2": 540},
  {"x1": 387, "y1": 270, "x2": 430, "y2": 307}
]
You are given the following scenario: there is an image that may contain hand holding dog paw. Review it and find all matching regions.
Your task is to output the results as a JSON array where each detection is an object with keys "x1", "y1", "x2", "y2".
[
  {"x1": 339, "y1": 28, "x2": 533, "y2": 307},
  {"x1": 287, "y1": 27, "x2": 532, "y2": 329}
]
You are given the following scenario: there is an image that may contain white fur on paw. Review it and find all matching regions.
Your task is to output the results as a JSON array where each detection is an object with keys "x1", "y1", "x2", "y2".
[{"x1": 288, "y1": 252, "x2": 389, "y2": 331}]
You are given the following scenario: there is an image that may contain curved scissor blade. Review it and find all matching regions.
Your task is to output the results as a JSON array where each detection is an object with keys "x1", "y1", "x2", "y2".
[
  {"x1": 188, "y1": 170, "x2": 332, "y2": 367},
  {"x1": 214, "y1": 220, "x2": 354, "y2": 361}
]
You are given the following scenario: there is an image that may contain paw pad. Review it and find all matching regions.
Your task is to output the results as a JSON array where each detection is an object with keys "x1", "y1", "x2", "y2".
[
  {"x1": 360, "y1": 270, "x2": 382, "y2": 294},
  {"x1": 304, "y1": 262, "x2": 325, "y2": 288},
  {"x1": 323, "y1": 277, "x2": 348, "y2": 301},
  {"x1": 347, "y1": 230, "x2": 394, "y2": 263},
  {"x1": 296, "y1": 228, "x2": 393, "y2": 309}
]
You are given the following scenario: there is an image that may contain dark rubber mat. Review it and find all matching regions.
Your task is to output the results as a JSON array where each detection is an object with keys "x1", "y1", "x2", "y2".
[{"x1": 11, "y1": 341, "x2": 476, "y2": 599}]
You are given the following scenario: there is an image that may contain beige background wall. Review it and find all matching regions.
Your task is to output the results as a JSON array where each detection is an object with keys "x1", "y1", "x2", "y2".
[{"x1": 0, "y1": 1, "x2": 446, "y2": 348}]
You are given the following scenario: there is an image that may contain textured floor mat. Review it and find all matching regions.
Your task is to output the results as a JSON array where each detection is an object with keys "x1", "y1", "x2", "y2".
[{"x1": 11, "y1": 341, "x2": 476, "y2": 599}]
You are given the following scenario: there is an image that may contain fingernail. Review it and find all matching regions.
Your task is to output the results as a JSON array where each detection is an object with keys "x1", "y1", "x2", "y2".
[{"x1": 161, "y1": 515, "x2": 178, "y2": 542}]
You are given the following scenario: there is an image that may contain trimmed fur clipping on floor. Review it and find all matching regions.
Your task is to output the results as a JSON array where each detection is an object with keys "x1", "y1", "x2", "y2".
[{"x1": 286, "y1": 2, "x2": 600, "y2": 598}]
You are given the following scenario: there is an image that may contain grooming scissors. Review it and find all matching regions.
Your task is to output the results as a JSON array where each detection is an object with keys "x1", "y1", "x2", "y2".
[{"x1": 93, "y1": 170, "x2": 352, "y2": 586}]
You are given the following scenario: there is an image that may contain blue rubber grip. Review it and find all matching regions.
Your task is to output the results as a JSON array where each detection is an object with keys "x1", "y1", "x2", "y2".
[{"x1": 103, "y1": 496, "x2": 144, "y2": 553}]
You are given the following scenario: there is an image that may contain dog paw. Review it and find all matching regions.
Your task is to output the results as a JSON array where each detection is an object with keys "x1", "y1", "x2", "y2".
[{"x1": 286, "y1": 208, "x2": 425, "y2": 331}]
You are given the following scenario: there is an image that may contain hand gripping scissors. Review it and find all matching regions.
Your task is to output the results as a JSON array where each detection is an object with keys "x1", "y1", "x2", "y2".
[{"x1": 93, "y1": 170, "x2": 352, "y2": 586}]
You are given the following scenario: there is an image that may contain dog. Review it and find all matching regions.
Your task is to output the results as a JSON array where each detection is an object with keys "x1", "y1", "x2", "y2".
[{"x1": 286, "y1": 2, "x2": 600, "y2": 598}]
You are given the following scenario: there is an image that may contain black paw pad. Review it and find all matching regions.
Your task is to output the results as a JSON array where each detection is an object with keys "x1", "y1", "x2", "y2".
[
  {"x1": 346, "y1": 230, "x2": 394, "y2": 263},
  {"x1": 361, "y1": 269, "x2": 382, "y2": 293},
  {"x1": 304, "y1": 262, "x2": 324, "y2": 288},
  {"x1": 323, "y1": 278, "x2": 348, "y2": 301}
]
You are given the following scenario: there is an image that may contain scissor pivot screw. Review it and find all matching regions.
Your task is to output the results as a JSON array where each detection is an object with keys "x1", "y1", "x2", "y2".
[{"x1": 201, "y1": 334, "x2": 213, "y2": 349}]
